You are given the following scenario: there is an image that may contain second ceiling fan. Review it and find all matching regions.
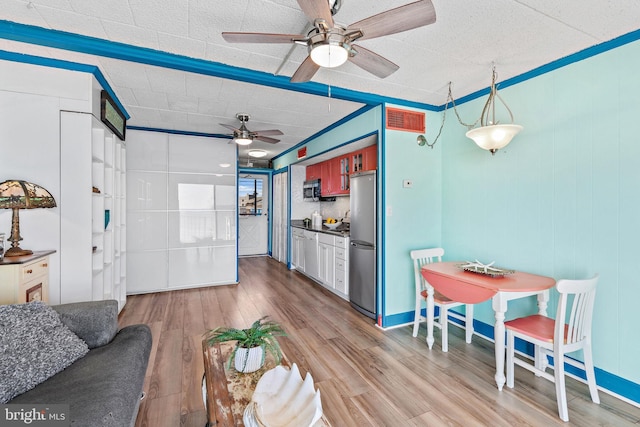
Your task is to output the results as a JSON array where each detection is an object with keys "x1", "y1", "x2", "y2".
[
  {"x1": 222, "y1": 0, "x2": 436, "y2": 83},
  {"x1": 221, "y1": 113, "x2": 283, "y2": 145}
]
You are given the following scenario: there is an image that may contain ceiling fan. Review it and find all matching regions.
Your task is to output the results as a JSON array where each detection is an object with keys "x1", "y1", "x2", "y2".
[
  {"x1": 220, "y1": 113, "x2": 283, "y2": 145},
  {"x1": 222, "y1": 0, "x2": 436, "y2": 83}
]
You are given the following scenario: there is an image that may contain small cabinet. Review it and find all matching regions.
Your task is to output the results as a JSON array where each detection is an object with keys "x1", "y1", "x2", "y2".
[
  {"x1": 0, "y1": 251, "x2": 55, "y2": 304},
  {"x1": 351, "y1": 145, "x2": 377, "y2": 175},
  {"x1": 334, "y1": 236, "x2": 349, "y2": 296},
  {"x1": 306, "y1": 163, "x2": 321, "y2": 181},
  {"x1": 352, "y1": 151, "x2": 364, "y2": 174},
  {"x1": 291, "y1": 228, "x2": 305, "y2": 271},
  {"x1": 303, "y1": 230, "x2": 319, "y2": 280},
  {"x1": 362, "y1": 145, "x2": 377, "y2": 171},
  {"x1": 318, "y1": 233, "x2": 335, "y2": 287}
]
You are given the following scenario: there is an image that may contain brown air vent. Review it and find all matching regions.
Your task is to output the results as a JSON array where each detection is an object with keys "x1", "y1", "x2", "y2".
[{"x1": 385, "y1": 107, "x2": 425, "y2": 133}]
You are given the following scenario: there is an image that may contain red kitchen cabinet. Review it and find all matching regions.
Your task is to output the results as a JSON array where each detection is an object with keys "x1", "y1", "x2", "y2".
[
  {"x1": 337, "y1": 155, "x2": 350, "y2": 194},
  {"x1": 362, "y1": 145, "x2": 377, "y2": 171},
  {"x1": 321, "y1": 158, "x2": 346, "y2": 196},
  {"x1": 351, "y1": 150, "x2": 364, "y2": 174},
  {"x1": 306, "y1": 163, "x2": 321, "y2": 181},
  {"x1": 320, "y1": 160, "x2": 333, "y2": 195}
]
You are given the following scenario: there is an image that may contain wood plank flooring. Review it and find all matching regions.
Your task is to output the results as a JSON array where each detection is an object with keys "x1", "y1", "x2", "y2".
[{"x1": 119, "y1": 256, "x2": 640, "y2": 426}]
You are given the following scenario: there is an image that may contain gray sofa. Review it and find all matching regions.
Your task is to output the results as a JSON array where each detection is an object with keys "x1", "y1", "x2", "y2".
[{"x1": 9, "y1": 300, "x2": 152, "y2": 427}]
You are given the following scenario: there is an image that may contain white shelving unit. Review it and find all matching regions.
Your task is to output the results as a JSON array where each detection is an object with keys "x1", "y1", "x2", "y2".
[{"x1": 61, "y1": 112, "x2": 127, "y2": 311}]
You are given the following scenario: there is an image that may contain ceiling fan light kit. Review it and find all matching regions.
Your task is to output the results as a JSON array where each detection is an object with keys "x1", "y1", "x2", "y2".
[
  {"x1": 310, "y1": 41, "x2": 349, "y2": 68},
  {"x1": 248, "y1": 149, "x2": 268, "y2": 158},
  {"x1": 220, "y1": 113, "x2": 283, "y2": 146},
  {"x1": 234, "y1": 136, "x2": 253, "y2": 145},
  {"x1": 222, "y1": 0, "x2": 436, "y2": 82}
]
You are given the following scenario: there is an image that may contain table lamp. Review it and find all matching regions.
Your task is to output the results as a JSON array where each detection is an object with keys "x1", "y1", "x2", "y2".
[{"x1": 0, "y1": 179, "x2": 56, "y2": 257}]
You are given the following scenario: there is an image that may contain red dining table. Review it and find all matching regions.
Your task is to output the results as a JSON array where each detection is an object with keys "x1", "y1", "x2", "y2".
[{"x1": 421, "y1": 261, "x2": 556, "y2": 391}]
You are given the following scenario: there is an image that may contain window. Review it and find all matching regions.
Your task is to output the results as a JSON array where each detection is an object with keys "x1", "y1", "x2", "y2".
[{"x1": 238, "y1": 178, "x2": 263, "y2": 215}]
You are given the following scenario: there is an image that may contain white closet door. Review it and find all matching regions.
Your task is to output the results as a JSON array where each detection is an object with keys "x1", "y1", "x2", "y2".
[{"x1": 271, "y1": 171, "x2": 288, "y2": 264}]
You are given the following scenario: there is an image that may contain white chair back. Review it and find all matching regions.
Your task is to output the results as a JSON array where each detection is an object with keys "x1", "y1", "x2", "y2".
[
  {"x1": 410, "y1": 248, "x2": 444, "y2": 295},
  {"x1": 556, "y1": 275, "x2": 598, "y2": 348}
]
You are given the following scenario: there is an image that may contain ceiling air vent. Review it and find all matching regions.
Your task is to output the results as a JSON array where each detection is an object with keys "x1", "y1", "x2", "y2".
[{"x1": 385, "y1": 107, "x2": 425, "y2": 133}]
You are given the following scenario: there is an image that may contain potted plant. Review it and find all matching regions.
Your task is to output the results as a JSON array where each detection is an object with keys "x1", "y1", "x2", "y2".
[{"x1": 204, "y1": 316, "x2": 286, "y2": 373}]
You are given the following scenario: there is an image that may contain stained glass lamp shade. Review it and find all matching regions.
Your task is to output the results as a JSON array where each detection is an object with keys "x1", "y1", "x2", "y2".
[{"x1": 0, "y1": 180, "x2": 56, "y2": 257}]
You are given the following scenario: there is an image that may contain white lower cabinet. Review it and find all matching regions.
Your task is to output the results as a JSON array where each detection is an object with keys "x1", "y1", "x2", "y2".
[
  {"x1": 318, "y1": 234, "x2": 335, "y2": 287},
  {"x1": 303, "y1": 230, "x2": 319, "y2": 281},
  {"x1": 291, "y1": 227, "x2": 348, "y2": 301},
  {"x1": 334, "y1": 236, "x2": 349, "y2": 296},
  {"x1": 292, "y1": 228, "x2": 305, "y2": 271}
]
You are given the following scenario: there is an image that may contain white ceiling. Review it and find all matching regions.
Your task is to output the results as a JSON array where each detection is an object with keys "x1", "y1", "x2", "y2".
[{"x1": 1, "y1": 0, "x2": 639, "y2": 161}]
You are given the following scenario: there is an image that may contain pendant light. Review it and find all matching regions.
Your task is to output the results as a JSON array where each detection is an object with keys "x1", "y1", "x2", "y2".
[{"x1": 465, "y1": 67, "x2": 523, "y2": 155}]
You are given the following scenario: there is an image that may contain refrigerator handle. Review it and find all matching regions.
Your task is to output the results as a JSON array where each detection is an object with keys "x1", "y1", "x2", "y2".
[{"x1": 351, "y1": 240, "x2": 375, "y2": 249}]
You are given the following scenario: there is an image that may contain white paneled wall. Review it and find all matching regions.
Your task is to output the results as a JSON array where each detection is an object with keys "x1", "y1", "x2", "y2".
[{"x1": 126, "y1": 130, "x2": 237, "y2": 293}]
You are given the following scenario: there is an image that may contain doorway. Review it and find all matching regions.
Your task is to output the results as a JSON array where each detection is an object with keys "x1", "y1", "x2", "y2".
[{"x1": 238, "y1": 174, "x2": 269, "y2": 256}]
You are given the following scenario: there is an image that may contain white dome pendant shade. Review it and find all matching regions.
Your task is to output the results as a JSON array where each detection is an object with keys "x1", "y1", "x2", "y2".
[
  {"x1": 465, "y1": 67, "x2": 523, "y2": 155},
  {"x1": 466, "y1": 124, "x2": 523, "y2": 153}
]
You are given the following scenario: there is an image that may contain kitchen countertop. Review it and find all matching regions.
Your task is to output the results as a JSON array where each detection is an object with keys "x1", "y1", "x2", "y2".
[{"x1": 291, "y1": 220, "x2": 350, "y2": 237}]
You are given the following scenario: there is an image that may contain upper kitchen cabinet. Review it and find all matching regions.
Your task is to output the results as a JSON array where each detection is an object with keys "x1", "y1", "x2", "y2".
[
  {"x1": 362, "y1": 145, "x2": 377, "y2": 171},
  {"x1": 305, "y1": 144, "x2": 377, "y2": 197},
  {"x1": 321, "y1": 157, "x2": 349, "y2": 196},
  {"x1": 306, "y1": 163, "x2": 321, "y2": 181},
  {"x1": 351, "y1": 145, "x2": 377, "y2": 174}
]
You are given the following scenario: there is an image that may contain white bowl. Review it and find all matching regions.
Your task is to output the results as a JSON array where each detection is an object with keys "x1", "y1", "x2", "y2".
[
  {"x1": 323, "y1": 221, "x2": 342, "y2": 230},
  {"x1": 244, "y1": 363, "x2": 322, "y2": 427}
]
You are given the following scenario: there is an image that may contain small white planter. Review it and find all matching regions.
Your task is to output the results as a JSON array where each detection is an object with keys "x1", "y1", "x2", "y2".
[{"x1": 234, "y1": 346, "x2": 265, "y2": 373}]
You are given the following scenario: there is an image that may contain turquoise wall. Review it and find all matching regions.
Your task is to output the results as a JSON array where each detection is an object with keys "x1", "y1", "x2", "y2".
[
  {"x1": 438, "y1": 39, "x2": 640, "y2": 384},
  {"x1": 380, "y1": 105, "x2": 442, "y2": 325},
  {"x1": 269, "y1": 38, "x2": 640, "y2": 389}
]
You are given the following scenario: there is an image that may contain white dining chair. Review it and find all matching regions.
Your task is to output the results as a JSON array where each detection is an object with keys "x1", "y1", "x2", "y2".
[
  {"x1": 505, "y1": 275, "x2": 600, "y2": 422},
  {"x1": 411, "y1": 248, "x2": 474, "y2": 352}
]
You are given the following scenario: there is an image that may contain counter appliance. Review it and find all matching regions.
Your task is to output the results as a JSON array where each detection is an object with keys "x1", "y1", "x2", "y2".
[{"x1": 348, "y1": 171, "x2": 376, "y2": 319}]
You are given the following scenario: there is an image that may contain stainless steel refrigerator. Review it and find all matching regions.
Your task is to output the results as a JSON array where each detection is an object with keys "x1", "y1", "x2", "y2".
[{"x1": 349, "y1": 171, "x2": 376, "y2": 319}]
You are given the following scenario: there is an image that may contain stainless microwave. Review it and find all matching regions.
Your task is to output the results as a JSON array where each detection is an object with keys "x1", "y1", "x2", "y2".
[
  {"x1": 303, "y1": 179, "x2": 336, "y2": 202},
  {"x1": 303, "y1": 179, "x2": 320, "y2": 201}
]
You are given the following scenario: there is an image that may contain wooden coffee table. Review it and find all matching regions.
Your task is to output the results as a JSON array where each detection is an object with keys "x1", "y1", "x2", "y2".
[{"x1": 202, "y1": 340, "x2": 331, "y2": 426}]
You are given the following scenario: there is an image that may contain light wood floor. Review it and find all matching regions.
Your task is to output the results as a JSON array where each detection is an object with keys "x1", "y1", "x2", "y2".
[{"x1": 119, "y1": 256, "x2": 640, "y2": 427}]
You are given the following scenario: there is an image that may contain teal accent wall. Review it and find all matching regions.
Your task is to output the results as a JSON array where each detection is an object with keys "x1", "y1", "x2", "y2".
[
  {"x1": 439, "y1": 39, "x2": 640, "y2": 384},
  {"x1": 381, "y1": 104, "x2": 442, "y2": 324}
]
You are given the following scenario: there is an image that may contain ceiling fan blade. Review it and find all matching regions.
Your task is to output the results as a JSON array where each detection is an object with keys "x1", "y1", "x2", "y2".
[
  {"x1": 346, "y1": 0, "x2": 436, "y2": 41},
  {"x1": 290, "y1": 55, "x2": 321, "y2": 83},
  {"x1": 254, "y1": 135, "x2": 280, "y2": 144},
  {"x1": 222, "y1": 32, "x2": 302, "y2": 44},
  {"x1": 253, "y1": 129, "x2": 284, "y2": 136},
  {"x1": 220, "y1": 123, "x2": 240, "y2": 132},
  {"x1": 296, "y1": 0, "x2": 334, "y2": 27},
  {"x1": 349, "y1": 45, "x2": 399, "y2": 79}
]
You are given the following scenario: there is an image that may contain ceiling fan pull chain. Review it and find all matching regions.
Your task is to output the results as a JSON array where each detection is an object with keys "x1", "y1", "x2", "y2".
[{"x1": 327, "y1": 84, "x2": 332, "y2": 113}]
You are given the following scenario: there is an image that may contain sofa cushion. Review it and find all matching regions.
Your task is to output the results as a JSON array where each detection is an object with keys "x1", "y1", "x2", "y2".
[
  {"x1": 10, "y1": 324, "x2": 153, "y2": 427},
  {"x1": 0, "y1": 301, "x2": 89, "y2": 403},
  {"x1": 53, "y1": 300, "x2": 119, "y2": 349}
]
